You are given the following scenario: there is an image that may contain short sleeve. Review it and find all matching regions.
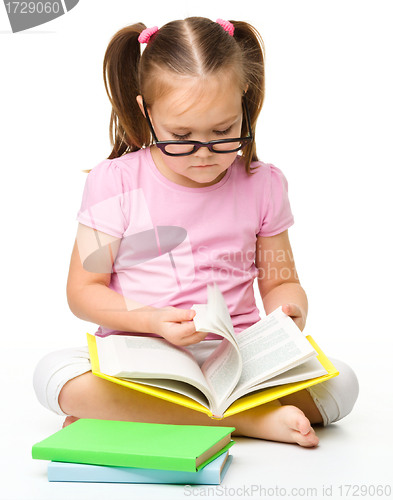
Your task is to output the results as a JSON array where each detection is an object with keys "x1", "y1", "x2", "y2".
[
  {"x1": 76, "y1": 159, "x2": 127, "y2": 238},
  {"x1": 257, "y1": 165, "x2": 294, "y2": 237}
]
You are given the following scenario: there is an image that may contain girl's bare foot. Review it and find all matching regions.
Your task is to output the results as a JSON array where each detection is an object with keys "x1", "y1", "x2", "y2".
[
  {"x1": 236, "y1": 403, "x2": 319, "y2": 447},
  {"x1": 282, "y1": 406, "x2": 319, "y2": 447},
  {"x1": 62, "y1": 416, "x2": 79, "y2": 428}
]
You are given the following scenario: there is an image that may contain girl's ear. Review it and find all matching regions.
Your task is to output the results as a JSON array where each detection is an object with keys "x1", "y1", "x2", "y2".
[{"x1": 136, "y1": 95, "x2": 146, "y2": 117}]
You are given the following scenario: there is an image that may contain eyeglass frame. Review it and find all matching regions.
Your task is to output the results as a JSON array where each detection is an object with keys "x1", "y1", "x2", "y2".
[{"x1": 141, "y1": 92, "x2": 254, "y2": 157}]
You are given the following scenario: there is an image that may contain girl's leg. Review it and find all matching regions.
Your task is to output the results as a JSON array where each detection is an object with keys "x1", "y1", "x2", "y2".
[
  {"x1": 279, "y1": 358, "x2": 359, "y2": 426},
  {"x1": 59, "y1": 370, "x2": 320, "y2": 447},
  {"x1": 34, "y1": 346, "x2": 358, "y2": 448},
  {"x1": 33, "y1": 347, "x2": 92, "y2": 417},
  {"x1": 287, "y1": 358, "x2": 359, "y2": 426}
]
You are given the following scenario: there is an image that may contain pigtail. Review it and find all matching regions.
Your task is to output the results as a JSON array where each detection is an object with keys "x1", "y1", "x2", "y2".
[
  {"x1": 104, "y1": 23, "x2": 151, "y2": 160},
  {"x1": 231, "y1": 20, "x2": 265, "y2": 175},
  {"x1": 82, "y1": 23, "x2": 150, "y2": 172}
]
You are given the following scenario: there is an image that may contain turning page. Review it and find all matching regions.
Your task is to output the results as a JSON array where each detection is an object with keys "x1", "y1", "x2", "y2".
[
  {"x1": 192, "y1": 283, "x2": 237, "y2": 343},
  {"x1": 192, "y1": 283, "x2": 243, "y2": 413},
  {"x1": 201, "y1": 339, "x2": 242, "y2": 413}
]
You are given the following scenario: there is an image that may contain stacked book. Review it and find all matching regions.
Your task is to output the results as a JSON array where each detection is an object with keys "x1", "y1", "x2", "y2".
[{"x1": 32, "y1": 419, "x2": 234, "y2": 485}]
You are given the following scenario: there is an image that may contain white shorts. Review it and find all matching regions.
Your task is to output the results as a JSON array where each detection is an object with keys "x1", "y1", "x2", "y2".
[{"x1": 33, "y1": 341, "x2": 359, "y2": 426}]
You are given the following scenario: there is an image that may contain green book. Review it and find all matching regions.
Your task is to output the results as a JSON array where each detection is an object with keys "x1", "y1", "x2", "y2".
[{"x1": 32, "y1": 419, "x2": 235, "y2": 472}]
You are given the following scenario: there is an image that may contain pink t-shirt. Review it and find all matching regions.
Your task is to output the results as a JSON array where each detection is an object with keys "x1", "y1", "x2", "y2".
[{"x1": 76, "y1": 147, "x2": 294, "y2": 339}]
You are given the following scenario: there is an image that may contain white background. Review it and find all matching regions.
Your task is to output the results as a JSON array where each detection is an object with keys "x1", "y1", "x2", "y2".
[
  {"x1": 0, "y1": 1, "x2": 392, "y2": 499},
  {"x1": 1, "y1": 1, "x2": 392, "y2": 351}
]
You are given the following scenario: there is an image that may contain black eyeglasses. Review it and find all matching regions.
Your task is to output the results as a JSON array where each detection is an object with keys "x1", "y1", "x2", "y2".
[{"x1": 142, "y1": 93, "x2": 254, "y2": 157}]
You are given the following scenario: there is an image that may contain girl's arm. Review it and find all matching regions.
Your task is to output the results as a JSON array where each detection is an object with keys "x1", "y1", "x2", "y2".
[
  {"x1": 66, "y1": 223, "x2": 155, "y2": 333},
  {"x1": 255, "y1": 230, "x2": 308, "y2": 331},
  {"x1": 66, "y1": 223, "x2": 202, "y2": 344}
]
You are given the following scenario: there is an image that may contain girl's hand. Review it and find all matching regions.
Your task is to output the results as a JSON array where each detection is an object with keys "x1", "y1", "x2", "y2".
[
  {"x1": 149, "y1": 306, "x2": 207, "y2": 346},
  {"x1": 282, "y1": 303, "x2": 306, "y2": 331}
]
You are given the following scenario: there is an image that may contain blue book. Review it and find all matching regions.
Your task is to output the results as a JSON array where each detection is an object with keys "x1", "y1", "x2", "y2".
[{"x1": 47, "y1": 451, "x2": 232, "y2": 484}]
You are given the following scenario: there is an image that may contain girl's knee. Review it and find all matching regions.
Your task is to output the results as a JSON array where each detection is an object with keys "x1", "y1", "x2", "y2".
[
  {"x1": 330, "y1": 359, "x2": 359, "y2": 421},
  {"x1": 58, "y1": 371, "x2": 92, "y2": 416},
  {"x1": 307, "y1": 358, "x2": 359, "y2": 426},
  {"x1": 32, "y1": 347, "x2": 92, "y2": 417}
]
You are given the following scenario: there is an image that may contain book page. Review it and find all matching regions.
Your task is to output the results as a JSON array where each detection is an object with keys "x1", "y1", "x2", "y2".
[
  {"x1": 96, "y1": 335, "x2": 214, "y2": 402},
  {"x1": 225, "y1": 356, "x2": 327, "y2": 409},
  {"x1": 259, "y1": 357, "x2": 327, "y2": 388},
  {"x1": 191, "y1": 283, "x2": 238, "y2": 344},
  {"x1": 191, "y1": 283, "x2": 244, "y2": 414},
  {"x1": 233, "y1": 307, "x2": 317, "y2": 395},
  {"x1": 208, "y1": 283, "x2": 237, "y2": 341},
  {"x1": 201, "y1": 339, "x2": 242, "y2": 411},
  {"x1": 191, "y1": 304, "x2": 234, "y2": 343},
  {"x1": 253, "y1": 358, "x2": 327, "y2": 389},
  {"x1": 126, "y1": 378, "x2": 211, "y2": 409}
]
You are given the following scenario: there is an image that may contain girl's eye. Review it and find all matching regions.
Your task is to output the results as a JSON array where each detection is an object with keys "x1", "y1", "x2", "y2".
[
  {"x1": 171, "y1": 125, "x2": 233, "y2": 141},
  {"x1": 214, "y1": 126, "x2": 233, "y2": 136},
  {"x1": 172, "y1": 133, "x2": 191, "y2": 140}
]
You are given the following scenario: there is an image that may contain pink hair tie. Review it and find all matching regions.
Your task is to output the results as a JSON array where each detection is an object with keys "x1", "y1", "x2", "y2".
[
  {"x1": 216, "y1": 18, "x2": 235, "y2": 37},
  {"x1": 138, "y1": 26, "x2": 159, "y2": 44}
]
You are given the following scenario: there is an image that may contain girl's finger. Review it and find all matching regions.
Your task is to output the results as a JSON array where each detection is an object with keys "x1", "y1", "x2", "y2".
[{"x1": 282, "y1": 303, "x2": 300, "y2": 317}]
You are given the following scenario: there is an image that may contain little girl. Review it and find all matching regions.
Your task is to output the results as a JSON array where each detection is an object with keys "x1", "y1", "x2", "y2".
[{"x1": 33, "y1": 17, "x2": 358, "y2": 447}]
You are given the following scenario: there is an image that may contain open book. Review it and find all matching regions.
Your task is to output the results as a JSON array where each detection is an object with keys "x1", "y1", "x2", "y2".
[{"x1": 88, "y1": 283, "x2": 338, "y2": 419}]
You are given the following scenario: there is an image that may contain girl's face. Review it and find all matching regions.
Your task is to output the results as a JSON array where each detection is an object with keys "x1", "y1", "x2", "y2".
[{"x1": 137, "y1": 78, "x2": 244, "y2": 188}]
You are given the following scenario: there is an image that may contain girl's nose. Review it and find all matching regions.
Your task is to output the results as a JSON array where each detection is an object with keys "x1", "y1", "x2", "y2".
[{"x1": 192, "y1": 145, "x2": 214, "y2": 159}]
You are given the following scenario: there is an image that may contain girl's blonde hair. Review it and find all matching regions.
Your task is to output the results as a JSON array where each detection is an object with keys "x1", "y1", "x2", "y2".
[{"x1": 83, "y1": 17, "x2": 265, "y2": 175}]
